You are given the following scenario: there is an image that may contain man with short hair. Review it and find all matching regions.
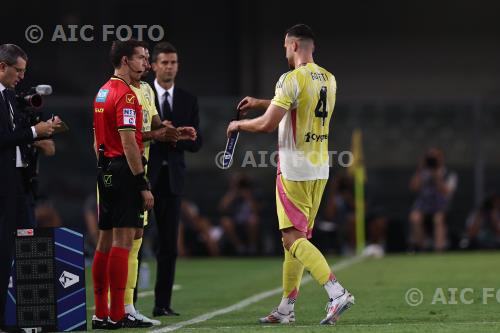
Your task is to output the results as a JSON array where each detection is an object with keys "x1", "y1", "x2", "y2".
[
  {"x1": 125, "y1": 46, "x2": 196, "y2": 325},
  {"x1": 91, "y1": 39, "x2": 153, "y2": 329},
  {"x1": 0, "y1": 43, "x2": 59, "y2": 330},
  {"x1": 227, "y1": 24, "x2": 354, "y2": 325},
  {"x1": 149, "y1": 41, "x2": 202, "y2": 317}
]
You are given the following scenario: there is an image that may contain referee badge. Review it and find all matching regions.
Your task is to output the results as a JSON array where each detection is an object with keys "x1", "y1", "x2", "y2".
[{"x1": 103, "y1": 174, "x2": 113, "y2": 187}]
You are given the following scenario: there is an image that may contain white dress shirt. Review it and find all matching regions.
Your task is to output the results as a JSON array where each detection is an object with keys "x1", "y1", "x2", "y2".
[
  {"x1": 0, "y1": 82, "x2": 37, "y2": 167},
  {"x1": 154, "y1": 79, "x2": 174, "y2": 117}
]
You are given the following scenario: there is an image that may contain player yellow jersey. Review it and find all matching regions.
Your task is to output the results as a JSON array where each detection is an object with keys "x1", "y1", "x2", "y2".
[
  {"x1": 130, "y1": 81, "x2": 159, "y2": 162},
  {"x1": 131, "y1": 81, "x2": 158, "y2": 224},
  {"x1": 271, "y1": 63, "x2": 336, "y2": 181}
]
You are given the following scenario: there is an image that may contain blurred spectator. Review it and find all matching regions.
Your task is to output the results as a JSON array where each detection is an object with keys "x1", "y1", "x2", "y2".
[
  {"x1": 320, "y1": 175, "x2": 355, "y2": 254},
  {"x1": 83, "y1": 194, "x2": 98, "y2": 257},
  {"x1": 34, "y1": 197, "x2": 62, "y2": 227},
  {"x1": 319, "y1": 174, "x2": 388, "y2": 255},
  {"x1": 178, "y1": 199, "x2": 220, "y2": 256},
  {"x1": 363, "y1": 207, "x2": 388, "y2": 257},
  {"x1": 409, "y1": 148, "x2": 457, "y2": 251},
  {"x1": 218, "y1": 173, "x2": 260, "y2": 255},
  {"x1": 460, "y1": 193, "x2": 500, "y2": 249}
]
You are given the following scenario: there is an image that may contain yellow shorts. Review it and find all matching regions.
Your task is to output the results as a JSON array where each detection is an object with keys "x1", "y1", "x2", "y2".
[{"x1": 276, "y1": 174, "x2": 327, "y2": 238}]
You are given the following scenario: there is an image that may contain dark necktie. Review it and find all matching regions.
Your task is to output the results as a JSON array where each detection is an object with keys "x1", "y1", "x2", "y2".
[{"x1": 161, "y1": 91, "x2": 172, "y2": 121}]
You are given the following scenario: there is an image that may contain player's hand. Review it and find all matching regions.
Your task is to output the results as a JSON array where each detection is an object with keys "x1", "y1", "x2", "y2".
[
  {"x1": 141, "y1": 190, "x2": 154, "y2": 211},
  {"x1": 236, "y1": 96, "x2": 259, "y2": 116},
  {"x1": 226, "y1": 120, "x2": 239, "y2": 138},
  {"x1": 154, "y1": 126, "x2": 179, "y2": 143},
  {"x1": 177, "y1": 126, "x2": 197, "y2": 141},
  {"x1": 162, "y1": 120, "x2": 173, "y2": 127},
  {"x1": 34, "y1": 121, "x2": 55, "y2": 137}
]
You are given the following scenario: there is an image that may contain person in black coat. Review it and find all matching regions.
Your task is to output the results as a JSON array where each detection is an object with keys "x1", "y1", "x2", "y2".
[
  {"x1": 0, "y1": 44, "x2": 58, "y2": 329},
  {"x1": 148, "y1": 42, "x2": 202, "y2": 317}
]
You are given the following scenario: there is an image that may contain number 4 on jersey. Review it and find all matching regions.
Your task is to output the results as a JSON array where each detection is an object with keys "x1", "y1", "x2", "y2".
[{"x1": 314, "y1": 86, "x2": 328, "y2": 126}]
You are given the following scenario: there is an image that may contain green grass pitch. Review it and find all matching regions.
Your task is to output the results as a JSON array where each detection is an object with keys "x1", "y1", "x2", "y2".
[{"x1": 85, "y1": 252, "x2": 500, "y2": 332}]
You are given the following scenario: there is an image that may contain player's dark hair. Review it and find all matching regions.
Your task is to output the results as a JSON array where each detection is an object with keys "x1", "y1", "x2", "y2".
[
  {"x1": 152, "y1": 42, "x2": 177, "y2": 63},
  {"x1": 285, "y1": 24, "x2": 315, "y2": 42},
  {"x1": 109, "y1": 39, "x2": 147, "y2": 69},
  {"x1": 0, "y1": 44, "x2": 28, "y2": 65}
]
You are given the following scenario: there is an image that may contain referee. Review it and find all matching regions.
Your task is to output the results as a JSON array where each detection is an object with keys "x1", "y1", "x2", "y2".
[{"x1": 91, "y1": 39, "x2": 153, "y2": 329}]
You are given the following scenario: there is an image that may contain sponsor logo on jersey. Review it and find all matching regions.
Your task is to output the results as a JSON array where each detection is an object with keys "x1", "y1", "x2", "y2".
[
  {"x1": 123, "y1": 108, "x2": 136, "y2": 125},
  {"x1": 96, "y1": 89, "x2": 109, "y2": 102},
  {"x1": 125, "y1": 94, "x2": 136, "y2": 104},
  {"x1": 304, "y1": 132, "x2": 328, "y2": 143}
]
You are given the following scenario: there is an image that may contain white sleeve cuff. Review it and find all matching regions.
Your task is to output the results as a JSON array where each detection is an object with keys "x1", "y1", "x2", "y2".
[{"x1": 31, "y1": 126, "x2": 37, "y2": 139}]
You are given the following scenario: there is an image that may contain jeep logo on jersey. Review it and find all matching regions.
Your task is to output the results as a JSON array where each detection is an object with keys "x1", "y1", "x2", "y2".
[
  {"x1": 125, "y1": 94, "x2": 136, "y2": 104},
  {"x1": 59, "y1": 271, "x2": 79, "y2": 288},
  {"x1": 304, "y1": 132, "x2": 328, "y2": 142}
]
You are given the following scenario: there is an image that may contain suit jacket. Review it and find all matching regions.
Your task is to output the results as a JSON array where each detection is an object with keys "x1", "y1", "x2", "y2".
[
  {"x1": 148, "y1": 85, "x2": 202, "y2": 195},
  {"x1": 0, "y1": 89, "x2": 33, "y2": 196}
]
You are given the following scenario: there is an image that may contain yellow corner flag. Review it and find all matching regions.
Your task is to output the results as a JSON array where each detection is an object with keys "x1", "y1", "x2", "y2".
[{"x1": 348, "y1": 128, "x2": 366, "y2": 255}]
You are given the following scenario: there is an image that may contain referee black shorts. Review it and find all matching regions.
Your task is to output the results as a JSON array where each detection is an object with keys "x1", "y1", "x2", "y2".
[{"x1": 97, "y1": 156, "x2": 144, "y2": 230}]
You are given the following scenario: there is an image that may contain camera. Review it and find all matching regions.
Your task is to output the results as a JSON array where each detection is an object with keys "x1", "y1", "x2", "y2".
[
  {"x1": 15, "y1": 85, "x2": 53, "y2": 198},
  {"x1": 15, "y1": 85, "x2": 53, "y2": 125}
]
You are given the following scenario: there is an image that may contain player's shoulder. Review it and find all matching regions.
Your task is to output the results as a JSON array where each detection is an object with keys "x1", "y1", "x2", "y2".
[
  {"x1": 276, "y1": 70, "x2": 296, "y2": 88},
  {"x1": 139, "y1": 81, "x2": 154, "y2": 92},
  {"x1": 106, "y1": 77, "x2": 133, "y2": 96}
]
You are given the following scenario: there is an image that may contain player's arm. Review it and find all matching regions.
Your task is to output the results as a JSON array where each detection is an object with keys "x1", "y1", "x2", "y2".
[
  {"x1": 119, "y1": 130, "x2": 144, "y2": 175},
  {"x1": 142, "y1": 115, "x2": 179, "y2": 143},
  {"x1": 229, "y1": 73, "x2": 296, "y2": 137},
  {"x1": 116, "y1": 93, "x2": 153, "y2": 210},
  {"x1": 119, "y1": 130, "x2": 154, "y2": 210},
  {"x1": 237, "y1": 97, "x2": 271, "y2": 116},
  {"x1": 151, "y1": 114, "x2": 163, "y2": 130},
  {"x1": 226, "y1": 104, "x2": 286, "y2": 137}
]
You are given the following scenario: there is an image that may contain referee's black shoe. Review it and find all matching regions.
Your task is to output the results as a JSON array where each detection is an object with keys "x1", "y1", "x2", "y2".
[
  {"x1": 91, "y1": 315, "x2": 108, "y2": 330},
  {"x1": 107, "y1": 314, "x2": 153, "y2": 329}
]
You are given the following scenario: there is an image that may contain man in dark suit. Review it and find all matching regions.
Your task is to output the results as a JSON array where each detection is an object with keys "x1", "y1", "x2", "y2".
[
  {"x1": 0, "y1": 44, "x2": 58, "y2": 330},
  {"x1": 149, "y1": 42, "x2": 202, "y2": 317}
]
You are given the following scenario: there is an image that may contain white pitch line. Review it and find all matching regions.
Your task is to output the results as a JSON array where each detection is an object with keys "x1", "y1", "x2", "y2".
[{"x1": 148, "y1": 254, "x2": 366, "y2": 333}]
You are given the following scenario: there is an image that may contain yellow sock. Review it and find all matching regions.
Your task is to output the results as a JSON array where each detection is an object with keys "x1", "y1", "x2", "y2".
[
  {"x1": 289, "y1": 238, "x2": 332, "y2": 285},
  {"x1": 282, "y1": 247, "x2": 304, "y2": 298},
  {"x1": 124, "y1": 238, "x2": 142, "y2": 306}
]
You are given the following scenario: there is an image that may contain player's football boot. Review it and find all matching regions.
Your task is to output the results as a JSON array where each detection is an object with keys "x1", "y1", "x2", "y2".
[
  {"x1": 259, "y1": 308, "x2": 295, "y2": 324},
  {"x1": 320, "y1": 289, "x2": 355, "y2": 325},
  {"x1": 105, "y1": 313, "x2": 152, "y2": 329},
  {"x1": 127, "y1": 309, "x2": 161, "y2": 326}
]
